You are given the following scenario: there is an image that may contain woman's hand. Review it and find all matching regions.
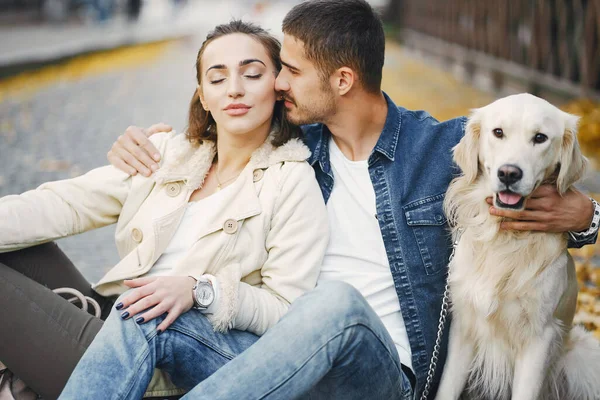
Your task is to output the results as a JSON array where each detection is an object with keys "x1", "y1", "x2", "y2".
[{"x1": 116, "y1": 275, "x2": 196, "y2": 332}]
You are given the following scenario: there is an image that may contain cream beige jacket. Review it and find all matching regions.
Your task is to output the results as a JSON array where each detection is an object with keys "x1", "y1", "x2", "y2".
[{"x1": 0, "y1": 131, "x2": 329, "y2": 336}]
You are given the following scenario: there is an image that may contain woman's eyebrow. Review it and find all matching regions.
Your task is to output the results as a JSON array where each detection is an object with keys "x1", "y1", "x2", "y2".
[
  {"x1": 206, "y1": 64, "x2": 226, "y2": 75},
  {"x1": 206, "y1": 59, "x2": 266, "y2": 75},
  {"x1": 240, "y1": 59, "x2": 266, "y2": 67}
]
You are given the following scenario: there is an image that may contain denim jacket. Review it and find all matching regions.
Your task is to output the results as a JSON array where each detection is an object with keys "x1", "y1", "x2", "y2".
[{"x1": 302, "y1": 93, "x2": 597, "y2": 398}]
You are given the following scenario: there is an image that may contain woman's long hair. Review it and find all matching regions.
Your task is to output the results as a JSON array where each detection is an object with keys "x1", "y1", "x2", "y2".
[{"x1": 188, "y1": 20, "x2": 302, "y2": 147}]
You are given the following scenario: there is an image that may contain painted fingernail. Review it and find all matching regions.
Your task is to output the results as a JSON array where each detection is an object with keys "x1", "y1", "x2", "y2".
[
  {"x1": 157, "y1": 329, "x2": 163, "y2": 336},
  {"x1": 136, "y1": 317, "x2": 144, "y2": 324},
  {"x1": 153, "y1": 154, "x2": 160, "y2": 161},
  {"x1": 115, "y1": 302, "x2": 123, "y2": 310},
  {"x1": 121, "y1": 311, "x2": 130, "y2": 319}
]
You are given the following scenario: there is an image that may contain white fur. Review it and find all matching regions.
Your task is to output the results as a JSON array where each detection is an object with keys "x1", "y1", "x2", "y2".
[{"x1": 436, "y1": 94, "x2": 600, "y2": 400}]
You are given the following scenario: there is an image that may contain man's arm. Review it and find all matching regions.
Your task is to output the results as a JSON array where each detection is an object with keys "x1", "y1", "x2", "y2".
[
  {"x1": 488, "y1": 185, "x2": 599, "y2": 248},
  {"x1": 107, "y1": 123, "x2": 171, "y2": 176},
  {"x1": 111, "y1": 124, "x2": 598, "y2": 247}
]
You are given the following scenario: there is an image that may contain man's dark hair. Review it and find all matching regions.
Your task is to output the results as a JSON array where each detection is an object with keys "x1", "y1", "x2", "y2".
[{"x1": 282, "y1": 0, "x2": 385, "y2": 94}]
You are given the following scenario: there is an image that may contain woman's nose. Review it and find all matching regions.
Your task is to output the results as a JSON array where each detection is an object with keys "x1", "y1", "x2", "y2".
[{"x1": 227, "y1": 76, "x2": 245, "y2": 98}]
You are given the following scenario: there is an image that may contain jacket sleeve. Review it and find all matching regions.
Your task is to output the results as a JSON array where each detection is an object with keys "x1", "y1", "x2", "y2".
[
  {"x1": 210, "y1": 161, "x2": 329, "y2": 336},
  {"x1": 0, "y1": 165, "x2": 132, "y2": 252},
  {"x1": 567, "y1": 229, "x2": 598, "y2": 249},
  {"x1": 0, "y1": 131, "x2": 174, "y2": 253}
]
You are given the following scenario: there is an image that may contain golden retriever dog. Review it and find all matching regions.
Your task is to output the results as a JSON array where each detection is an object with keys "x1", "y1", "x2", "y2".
[{"x1": 436, "y1": 93, "x2": 600, "y2": 400}]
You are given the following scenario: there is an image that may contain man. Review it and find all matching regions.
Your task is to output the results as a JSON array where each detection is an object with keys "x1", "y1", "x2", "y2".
[{"x1": 108, "y1": 1, "x2": 599, "y2": 398}]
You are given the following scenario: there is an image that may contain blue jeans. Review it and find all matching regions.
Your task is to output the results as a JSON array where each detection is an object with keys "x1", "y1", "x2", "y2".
[{"x1": 59, "y1": 281, "x2": 413, "y2": 400}]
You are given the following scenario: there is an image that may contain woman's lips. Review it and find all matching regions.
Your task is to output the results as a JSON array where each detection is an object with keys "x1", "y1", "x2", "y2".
[{"x1": 224, "y1": 107, "x2": 251, "y2": 116}]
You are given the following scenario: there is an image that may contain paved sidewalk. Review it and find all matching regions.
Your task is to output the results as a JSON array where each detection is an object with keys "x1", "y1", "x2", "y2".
[{"x1": 0, "y1": 0, "x2": 241, "y2": 69}]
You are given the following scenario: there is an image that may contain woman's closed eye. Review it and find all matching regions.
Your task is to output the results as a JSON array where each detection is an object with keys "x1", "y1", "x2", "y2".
[{"x1": 208, "y1": 74, "x2": 263, "y2": 84}]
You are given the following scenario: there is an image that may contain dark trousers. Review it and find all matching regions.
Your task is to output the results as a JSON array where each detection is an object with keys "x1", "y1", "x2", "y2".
[{"x1": 0, "y1": 243, "x2": 114, "y2": 400}]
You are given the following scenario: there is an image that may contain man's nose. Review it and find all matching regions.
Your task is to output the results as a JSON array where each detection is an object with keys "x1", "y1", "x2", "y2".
[
  {"x1": 497, "y1": 164, "x2": 523, "y2": 185},
  {"x1": 275, "y1": 74, "x2": 289, "y2": 92}
]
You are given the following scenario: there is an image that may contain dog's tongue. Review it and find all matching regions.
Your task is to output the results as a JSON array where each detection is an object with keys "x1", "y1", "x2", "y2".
[{"x1": 498, "y1": 191, "x2": 522, "y2": 205}]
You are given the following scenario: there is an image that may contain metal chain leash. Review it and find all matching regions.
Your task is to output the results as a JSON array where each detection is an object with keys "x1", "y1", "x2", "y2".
[{"x1": 419, "y1": 230, "x2": 461, "y2": 400}]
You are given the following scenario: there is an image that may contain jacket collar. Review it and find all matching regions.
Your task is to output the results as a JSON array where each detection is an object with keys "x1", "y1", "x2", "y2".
[
  {"x1": 154, "y1": 131, "x2": 311, "y2": 189},
  {"x1": 307, "y1": 91, "x2": 402, "y2": 170}
]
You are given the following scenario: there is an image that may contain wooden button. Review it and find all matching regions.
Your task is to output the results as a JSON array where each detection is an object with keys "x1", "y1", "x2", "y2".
[
  {"x1": 166, "y1": 183, "x2": 181, "y2": 197},
  {"x1": 223, "y1": 219, "x2": 238, "y2": 234},
  {"x1": 131, "y1": 228, "x2": 143, "y2": 243},
  {"x1": 253, "y1": 169, "x2": 264, "y2": 182}
]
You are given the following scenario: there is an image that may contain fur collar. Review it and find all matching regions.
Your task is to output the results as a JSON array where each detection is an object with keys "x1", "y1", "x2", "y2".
[{"x1": 154, "y1": 131, "x2": 311, "y2": 189}]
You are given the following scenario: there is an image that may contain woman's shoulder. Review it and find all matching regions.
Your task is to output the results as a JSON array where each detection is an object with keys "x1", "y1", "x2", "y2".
[
  {"x1": 256, "y1": 138, "x2": 313, "y2": 184},
  {"x1": 268, "y1": 138, "x2": 312, "y2": 165}
]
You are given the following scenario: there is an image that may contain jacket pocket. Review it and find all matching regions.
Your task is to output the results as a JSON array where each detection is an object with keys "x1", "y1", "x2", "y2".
[{"x1": 404, "y1": 194, "x2": 450, "y2": 276}]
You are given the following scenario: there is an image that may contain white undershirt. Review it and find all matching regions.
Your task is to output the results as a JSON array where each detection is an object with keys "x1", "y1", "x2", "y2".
[
  {"x1": 144, "y1": 184, "x2": 233, "y2": 278},
  {"x1": 318, "y1": 137, "x2": 413, "y2": 371}
]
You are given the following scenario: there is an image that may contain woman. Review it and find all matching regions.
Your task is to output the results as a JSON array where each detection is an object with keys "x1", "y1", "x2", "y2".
[{"x1": 0, "y1": 20, "x2": 328, "y2": 400}]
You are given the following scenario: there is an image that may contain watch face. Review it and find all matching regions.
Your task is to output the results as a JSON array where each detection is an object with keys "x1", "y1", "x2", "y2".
[{"x1": 195, "y1": 282, "x2": 214, "y2": 308}]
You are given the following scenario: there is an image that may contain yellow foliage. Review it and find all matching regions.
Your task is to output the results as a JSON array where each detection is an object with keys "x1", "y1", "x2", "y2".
[{"x1": 562, "y1": 99, "x2": 600, "y2": 166}]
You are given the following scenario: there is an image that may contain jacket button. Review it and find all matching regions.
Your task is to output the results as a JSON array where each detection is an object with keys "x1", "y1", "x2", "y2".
[
  {"x1": 223, "y1": 219, "x2": 238, "y2": 234},
  {"x1": 166, "y1": 183, "x2": 181, "y2": 197},
  {"x1": 131, "y1": 228, "x2": 143, "y2": 243},
  {"x1": 253, "y1": 169, "x2": 264, "y2": 182}
]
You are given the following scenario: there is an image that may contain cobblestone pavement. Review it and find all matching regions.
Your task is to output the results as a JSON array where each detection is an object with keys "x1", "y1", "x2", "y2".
[{"x1": 0, "y1": 37, "x2": 206, "y2": 282}]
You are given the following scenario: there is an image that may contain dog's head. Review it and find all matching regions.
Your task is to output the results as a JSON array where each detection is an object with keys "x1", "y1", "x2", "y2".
[{"x1": 454, "y1": 93, "x2": 588, "y2": 211}]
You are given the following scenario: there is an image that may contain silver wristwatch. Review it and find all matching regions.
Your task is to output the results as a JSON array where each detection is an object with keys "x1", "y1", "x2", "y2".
[
  {"x1": 192, "y1": 276, "x2": 215, "y2": 310},
  {"x1": 569, "y1": 198, "x2": 600, "y2": 240}
]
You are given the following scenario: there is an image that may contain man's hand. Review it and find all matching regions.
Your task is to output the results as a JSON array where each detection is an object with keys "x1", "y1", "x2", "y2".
[
  {"x1": 115, "y1": 275, "x2": 196, "y2": 332},
  {"x1": 487, "y1": 185, "x2": 594, "y2": 232},
  {"x1": 107, "y1": 123, "x2": 172, "y2": 177}
]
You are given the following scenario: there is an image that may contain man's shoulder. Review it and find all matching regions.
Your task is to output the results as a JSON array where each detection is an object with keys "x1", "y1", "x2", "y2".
[
  {"x1": 398, "y1": 107, "x2": 467, "y2": 138},
  {"x1": 398, "y1": 107, "x2": 467, "y2": 131}
]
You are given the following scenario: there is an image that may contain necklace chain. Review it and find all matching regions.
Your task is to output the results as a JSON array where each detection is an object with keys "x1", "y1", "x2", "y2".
[{"x1": 215, "y1": 165, "x2": 241, "y2": 191}]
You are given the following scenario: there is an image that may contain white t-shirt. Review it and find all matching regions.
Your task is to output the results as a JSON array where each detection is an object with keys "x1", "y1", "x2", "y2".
[
  {"x1": 145, "y1": 184, "x2": 233, "y2": 278},
  {"x1": 318, "y1": 137, "x2": 413, "y2": 371}
]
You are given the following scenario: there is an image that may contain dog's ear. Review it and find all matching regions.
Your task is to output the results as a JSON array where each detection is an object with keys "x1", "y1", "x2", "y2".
[
  {"x1": 454, "y1": 109, "x2": 481, "y2": 183},
  {"x1": 557, "y1": 112, "x2": 588, "y2": 194}
]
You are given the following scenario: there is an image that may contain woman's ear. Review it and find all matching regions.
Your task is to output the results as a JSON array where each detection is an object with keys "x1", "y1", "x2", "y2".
[
  {"x1": 557, "y1": 112, "x2": 588, "y2": 194},
  {"x1": 454, "y1": 109, "x2": 482, "y2": 183},
  {"x1": 197, "y1": 85, "x2": 208, "y2": 111}
]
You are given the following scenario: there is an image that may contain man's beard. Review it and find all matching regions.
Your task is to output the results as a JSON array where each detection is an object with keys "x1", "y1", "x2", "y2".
[{"x1": 283, "y1": 93, "x2": 336, "y2": 126}]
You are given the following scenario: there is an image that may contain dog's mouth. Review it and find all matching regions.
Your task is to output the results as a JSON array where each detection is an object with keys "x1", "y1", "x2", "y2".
[{"x1": 495, "y1": 190, "x2": 525, "y2": 209}]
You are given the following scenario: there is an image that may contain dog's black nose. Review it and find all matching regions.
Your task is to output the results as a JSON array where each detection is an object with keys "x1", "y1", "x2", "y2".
[{"x1": 497, "y1": 164, "x2": 523, "y2": 185}]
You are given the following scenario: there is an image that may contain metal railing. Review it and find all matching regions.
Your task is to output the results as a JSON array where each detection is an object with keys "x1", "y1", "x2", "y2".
[{"x1": 398, "y1": 0, "x2": 600, "y2": 98}]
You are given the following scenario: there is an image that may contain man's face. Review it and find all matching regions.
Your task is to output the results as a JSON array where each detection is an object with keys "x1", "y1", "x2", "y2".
[{"x1": 275, "y1": 35, "x2": 336, "y2": 125}]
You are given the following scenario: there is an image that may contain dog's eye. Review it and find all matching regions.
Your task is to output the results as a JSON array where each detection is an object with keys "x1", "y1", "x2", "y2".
[
  {"x1": 533, "y1": 133, "x2": 548, "y2": 144},
  {"x1": 493, "y1": 128, "x2": 504, "y2": 138}
]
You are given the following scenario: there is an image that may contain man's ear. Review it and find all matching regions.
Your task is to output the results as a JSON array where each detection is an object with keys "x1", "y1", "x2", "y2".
[
  {"x1": 557, "y1": 112, "x2": 588, "y2": 194},
  {"x1": 333, "y1": 67, "x2": 355, "y2": 96},
  {"x1": 454, "y1": 109, "x2": 482, "y2": 183}
]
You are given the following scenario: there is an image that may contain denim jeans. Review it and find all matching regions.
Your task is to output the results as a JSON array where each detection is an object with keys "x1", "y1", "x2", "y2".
[{"x1": 59, "y1": 281, "x2": 413, "y2": 400}]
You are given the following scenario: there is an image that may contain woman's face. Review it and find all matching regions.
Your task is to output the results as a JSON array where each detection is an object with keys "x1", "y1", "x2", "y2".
[{"x1": 199, "y1": 33, "x2": 278, "y2": 139}]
